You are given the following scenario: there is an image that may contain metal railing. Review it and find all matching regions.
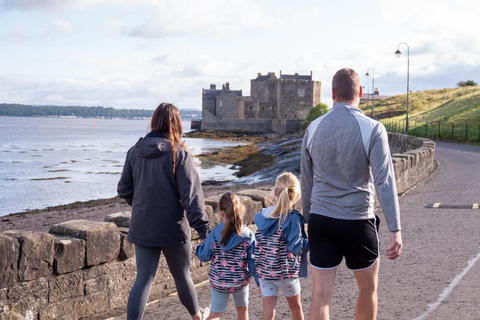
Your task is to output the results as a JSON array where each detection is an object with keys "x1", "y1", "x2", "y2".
[{"x1": 382, "y1": 119, "x2": 480, "y2": 143}]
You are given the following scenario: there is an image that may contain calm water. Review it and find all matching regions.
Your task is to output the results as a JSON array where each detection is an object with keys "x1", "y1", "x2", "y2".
[{"x1": 0, "y1": 116, "x2": 241, "y2": 216}]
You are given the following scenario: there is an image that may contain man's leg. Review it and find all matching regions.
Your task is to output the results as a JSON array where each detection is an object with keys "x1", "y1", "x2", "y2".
[
  {"x1": 353, "y1": 259, "x2": 380, "y2": 320},
  {"x1": 307, "y1": 267, "x2": 337, "y2": 320}
]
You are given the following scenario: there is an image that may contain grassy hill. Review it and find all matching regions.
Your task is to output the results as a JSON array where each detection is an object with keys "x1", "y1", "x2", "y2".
[{"x1": 359, "y1": 86, "x2": 480, "y2": 142}]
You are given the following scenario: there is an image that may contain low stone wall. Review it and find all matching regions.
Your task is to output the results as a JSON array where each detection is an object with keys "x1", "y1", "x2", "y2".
[
  {"x1": 388, "y1": 133, "x2": 436, "y2": 194},
  {"x1": 0, "y1": 134, "x2": 435, "y2": 320}
]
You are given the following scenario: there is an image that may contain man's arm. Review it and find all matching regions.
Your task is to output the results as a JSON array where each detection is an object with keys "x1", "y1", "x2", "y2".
[{"x1": 300, "y1": 131, "x2": 314, "y2": 222}]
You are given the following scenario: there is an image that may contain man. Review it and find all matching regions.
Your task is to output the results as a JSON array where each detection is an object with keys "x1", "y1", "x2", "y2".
[{"x1": 301, "y1": 68, "x2": 403, "y2": 320}]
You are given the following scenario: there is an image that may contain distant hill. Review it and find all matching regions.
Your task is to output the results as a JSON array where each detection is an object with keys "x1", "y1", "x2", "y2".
[
  {"x1": 360, "y1": 86, "x2": 480, "y2": 126},
  {"x1": 0, "y1": 104, "x2": 202, "y2": 120}
]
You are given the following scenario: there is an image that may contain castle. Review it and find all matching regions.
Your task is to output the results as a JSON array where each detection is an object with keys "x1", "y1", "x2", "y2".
[{"x1": 196, "y1": 71, "x2": 321, "y2": 134}]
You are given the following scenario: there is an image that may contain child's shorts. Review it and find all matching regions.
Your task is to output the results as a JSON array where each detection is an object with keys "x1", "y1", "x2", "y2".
[
  {"x1": 259, "y1": 278, "x2": 301, "y2": 298},
  {"x1": 210, "y1": 285, "x2": 249, "y2": 313}
]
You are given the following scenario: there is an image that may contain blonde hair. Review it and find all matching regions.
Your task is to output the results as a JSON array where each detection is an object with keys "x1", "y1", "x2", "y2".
[
  {"x1": 219, "y1": 192, "x2": 245, "y2": 246},
  {"x1": 269, "y1": 172, "x2": 301, "y2": 225}
]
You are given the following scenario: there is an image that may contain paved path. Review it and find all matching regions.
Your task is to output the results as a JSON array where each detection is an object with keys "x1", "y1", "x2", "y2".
[{"x1": 113, "y1": 141, "x2": 480, "y2": 319}]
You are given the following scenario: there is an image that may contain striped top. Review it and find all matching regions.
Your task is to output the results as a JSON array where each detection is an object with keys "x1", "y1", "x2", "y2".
[
  {"x1": 301, "y1": 102, "x2": 401, "y2": 231},
  {"x1": 209, "y1": 239, "x2": 251, "y2": 293},
  {"x1": 254, "y1": 227, "x2": 301, "y2": 280}
]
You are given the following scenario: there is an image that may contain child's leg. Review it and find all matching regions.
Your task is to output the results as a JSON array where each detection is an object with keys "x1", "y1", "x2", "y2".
[
  {"x1": 286, "y1": 294, "x2": 304, "y2": 320},
  {"x1": 232, "y1": 286, "x2": 250, "y2": 320},
  {"x1": 207, "y1": 289, "x2": 228, "y2": 320},
  {"x1": 261, "y1": 297, "x2": 277, "y2": 320},
  {"x1": 258, "y1": 280, "x2": 279, "y2": 320},
  {"x1": 235, "y1": 306, "x2": 248, "y2": 320},
  {"x1": 278, "y1": 278, "x2": 304, "y2": 320}
]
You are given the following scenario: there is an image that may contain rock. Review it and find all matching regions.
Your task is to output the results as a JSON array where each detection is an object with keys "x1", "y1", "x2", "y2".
[
  {"x1": 53, "y1": 237, "x2": 85, "y2": 274},
  {"x1": 48, "y1": 273, "x2": 83, "y2": 303},
  {"x1": 0, "y1": 233, "x2": 19, "y2": 287},
  {"x1": 104, "y1": 211, "x2": 131, "y2": 228},
  {"x1": 73, "y1": 290, "x2": 108, "y2": 319},
  {"x1": 236, "y1": 189, "x2": 276, "y2": 208},
  {"x1": 118, "y1": 227, "x2": 135, "y2": 260},
  {"x1": 205, "y1": 194, "x2": 262, "y2": 225},
  {"x1": 3, "y1": 231, "x2": 54, "y2": 282},
  {"x1": 49, "y1": 220, "x2": 120, "y2": 266}
]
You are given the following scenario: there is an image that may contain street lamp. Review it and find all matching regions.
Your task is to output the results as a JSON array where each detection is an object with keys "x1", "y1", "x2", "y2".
[
  {"x1": 362, "y1": 83, "x2": 370, "y2": 111},
  {"x1": 395, "y1": 42, "x2": 410, "y2": 135},
  {"x1": 365, "y1": 68, "x2": 375, "y2": 118}
]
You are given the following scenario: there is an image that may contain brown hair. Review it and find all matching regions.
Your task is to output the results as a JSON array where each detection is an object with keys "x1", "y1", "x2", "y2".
[
  {"x1": 150, "y1": 103, "x2": 188, "y2": 173},
  {"x1": 219, "y1": 192, "x2": 245, "y2": 246},
  {"x1": 332, "y1": 68, "x2": 361, "y2": 102},
  {"x1": 270, "y1": 172, "x2": 301, "y2": 225}
]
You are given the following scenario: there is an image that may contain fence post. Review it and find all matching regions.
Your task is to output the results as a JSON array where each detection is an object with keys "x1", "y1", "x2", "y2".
[
  {"x1": 478, "y1": 125, "x2": 480, "y2": 143},
  {"x1": 438, "y1": 122, "x2": 440, "y2": 139},
  {"x1": 466, "y1": 124, "x2": 468, "y2": 142},
  {"x1": 451, "y1": 123, "x2": 454, "y2": 142},
  {"x1": 425, "y1": 121, "x2": 428, "y2": 136}
]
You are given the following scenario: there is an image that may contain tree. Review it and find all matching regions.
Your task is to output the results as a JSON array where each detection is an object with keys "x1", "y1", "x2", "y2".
[
  {"x1": 457, "y1": 80, "x2": 477, "y2": 87},
  {"x1": 305, "y1": 103, "x2": 329, "y2": 125}
]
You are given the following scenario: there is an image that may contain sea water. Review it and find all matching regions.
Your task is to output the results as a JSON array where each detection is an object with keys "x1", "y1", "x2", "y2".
[{"x1": 0, "y1": 116, "x2": 242, "y2": 216}]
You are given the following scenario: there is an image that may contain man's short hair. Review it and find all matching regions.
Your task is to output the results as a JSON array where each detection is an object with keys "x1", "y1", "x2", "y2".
[{"x1": 332, "y1": 68, "x2": 360, "y2": 102}]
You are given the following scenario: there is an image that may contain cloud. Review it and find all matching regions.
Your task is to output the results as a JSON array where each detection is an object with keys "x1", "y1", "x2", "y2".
[
  {"x1": 126, "y1": 0, "x2": 278, "y2": 38},
  {"x1": 0, "y1": 0, "x2": 119, "y2": 12},
  {"x1": 47, "y1": 20, "x2": 73, "y2": 35},
  {"x1": 2, "y1": 25, "x2": 25, "y2": 43}
]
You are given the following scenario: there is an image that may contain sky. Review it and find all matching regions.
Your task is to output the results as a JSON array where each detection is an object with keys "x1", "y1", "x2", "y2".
[{"x1": 1, "y1": 0, "x2": 479, "y2": 110}]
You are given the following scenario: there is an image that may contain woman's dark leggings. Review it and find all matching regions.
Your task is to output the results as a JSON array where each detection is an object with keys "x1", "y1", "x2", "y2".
[{"x1": 127, "y1": 242, "x2": 199, "y2": 320}]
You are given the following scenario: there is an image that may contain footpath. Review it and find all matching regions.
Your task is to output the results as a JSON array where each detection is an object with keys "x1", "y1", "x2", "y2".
[{"x1": 113, "y1": 141, "x2": 480, "y2": 320}]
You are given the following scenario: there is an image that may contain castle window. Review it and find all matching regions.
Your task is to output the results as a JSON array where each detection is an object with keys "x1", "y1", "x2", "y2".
[{"x1": 219, "y1": 101, "x2": 223, "y2": 108}]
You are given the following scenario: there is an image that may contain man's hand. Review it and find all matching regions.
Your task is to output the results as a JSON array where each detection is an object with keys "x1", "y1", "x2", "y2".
[{"x1": 386, "y1": 231, "x2": 402, "y2": 260}]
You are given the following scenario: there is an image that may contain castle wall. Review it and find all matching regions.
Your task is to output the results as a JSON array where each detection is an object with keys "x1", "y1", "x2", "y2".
[
  {"x1": 215, "y1": 91, "x2": 238, "y2": 119},
  {"x1": 202, "y1": 98, "x2": 216, "y2": 119},
  {"x1": 278, "y1": 79, "x2": 315, "y2": 120}
]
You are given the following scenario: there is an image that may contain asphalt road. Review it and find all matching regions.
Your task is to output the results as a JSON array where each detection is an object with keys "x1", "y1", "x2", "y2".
[{"x1": 113, "y1": 141, "x2": 480, "y2": 320}]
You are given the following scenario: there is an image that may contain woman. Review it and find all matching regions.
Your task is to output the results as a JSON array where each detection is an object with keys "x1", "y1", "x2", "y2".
[{"x1": 118, "y1": 103, "x2": 211, "y2": 320}]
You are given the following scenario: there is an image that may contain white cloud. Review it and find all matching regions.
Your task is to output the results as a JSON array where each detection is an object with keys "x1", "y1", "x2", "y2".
[
  {"x1": 47, "y1": 20, "x2": 73, "y2": 35},
  {"x1": 0, "y1": 0, "x2": 113, "y2": 12},
  {"x1": 2, "y1": 25, "x2": 25, "y2": 43},
  {"x1": 126, "y1": 0, "x2": 278, "y2": 38}
]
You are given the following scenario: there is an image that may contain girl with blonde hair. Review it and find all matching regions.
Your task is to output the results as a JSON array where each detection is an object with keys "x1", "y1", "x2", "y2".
[{"x1": 254, "y1": 172, "x2": 309, "y2": 320}]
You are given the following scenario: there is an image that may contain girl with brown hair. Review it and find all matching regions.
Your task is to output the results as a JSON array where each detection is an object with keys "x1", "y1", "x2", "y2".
[
  {"x1": 118, "y1": 102, "x2": 211, "y2": 320},
  {"x1": 196, "y1": 192, "x2": 257, "y2": 320}
]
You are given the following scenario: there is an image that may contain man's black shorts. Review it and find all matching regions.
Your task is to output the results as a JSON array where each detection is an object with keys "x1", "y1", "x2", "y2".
[{"x1": 308, "y1": 214, "x2": 380, "y2": 270}]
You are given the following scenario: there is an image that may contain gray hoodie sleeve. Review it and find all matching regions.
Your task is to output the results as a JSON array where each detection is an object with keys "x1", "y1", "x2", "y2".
[
  {"x1": 176, "y1": 150, "x2": 211, "y2": 239},
  {"x1": 300, "y1": 130, "x2": 314, "y2": 222},
  {"x1": 369, "y1": 124, "x2": 401, "y2": 231}
]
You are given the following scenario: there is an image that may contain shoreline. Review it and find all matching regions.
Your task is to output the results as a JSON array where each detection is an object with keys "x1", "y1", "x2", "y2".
[{"x1": 0, "y1": 182, "x2": 273, "y2": 234}]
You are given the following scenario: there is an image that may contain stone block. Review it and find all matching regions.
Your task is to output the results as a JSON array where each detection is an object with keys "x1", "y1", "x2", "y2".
[
  {"x1": 106, "y1": 260, "x2": 136, "y2": 309},
  {"x1": 237, "y1": 189, "x2": 276, "y2": 208},
  {"x1": 3, "y1": 231, "x2": 54, "y2": 282},
  {"x1": 205, "y1": 194, "x2": 262, "y2": 225},
  {"x1": 38, "y1": 300, "x2": 74, "y2": 320},
  {"x1": 205, "y1": 205, "x2": 216, "y2": 227},
  {"x1": 118, "y1": 228, "x2": 135, "y2": 260},
  {"x1": 5, "y1": 278, "x2": 48, "y2": 318},
  {"x1": 84, "y1": 275, "x2": 107, "y2": 295},
  {"x1": 0, "y1": 234, "x2": 19, "y2": 287},
  {"x1": 53, "y1": 237, "x2": 85, "y2": 274},
  {"x1": 49, "y1": 220, "x2": 120, "y2": 266},
  {"x1": 104, "y1": 211, "x2": 131, "y2": 228},
  {"x1": 73, "y1": 291, "x2": 108, "y2": 319},
  {"x1": 49, "y1": 273, "x2": 83, "y2": 303}
]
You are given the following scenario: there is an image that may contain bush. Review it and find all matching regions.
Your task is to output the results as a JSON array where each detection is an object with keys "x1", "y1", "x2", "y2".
[
  {"x1": 457, "y1": 80, "x2": 477, "y2": 87},
  {"x1": 305, "y1": 103, "x2": 329, "y2": 124}
]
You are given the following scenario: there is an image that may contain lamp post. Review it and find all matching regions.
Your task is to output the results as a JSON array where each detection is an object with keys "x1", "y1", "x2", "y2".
[
  {"x1": 365, "y1": 68, "x2": 375, "y2": 118},
  {"x1": 395, "y1": 42, "x2": 410, "y2": 135},
  {"x1": 362, "y1": 83, "x2": 370, "y2": 112}
]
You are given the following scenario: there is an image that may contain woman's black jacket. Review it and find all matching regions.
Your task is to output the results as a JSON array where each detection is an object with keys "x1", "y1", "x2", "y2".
[{"x1": 117, "y1": 131, "x2": 211, "y2": 247}]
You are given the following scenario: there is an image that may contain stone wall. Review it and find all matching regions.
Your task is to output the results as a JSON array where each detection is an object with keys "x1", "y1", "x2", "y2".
[
  {"x1": 0, "y1": 134, "x2": 435, "y2": 319},
  {"x1": 388, "y1": 133, "x2": 436, "y2": 194}
]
